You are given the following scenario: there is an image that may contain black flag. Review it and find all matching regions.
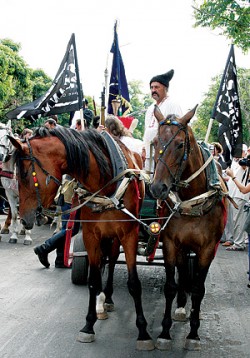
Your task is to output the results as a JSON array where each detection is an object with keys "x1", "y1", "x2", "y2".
[
  {"x1": 6, "y1": 33, "x2": 83, "y2": 122},
  {"x1": 211, "y1": 44, "x2": 243, "y2": 166}
]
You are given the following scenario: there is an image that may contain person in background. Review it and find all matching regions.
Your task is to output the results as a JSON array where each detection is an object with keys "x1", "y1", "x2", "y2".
[
  {"x1": 93, "y1": 115, "x2": 100, "y2": 129},
  {"x1": 226, "y1": 157, "x2": 250, "y2": 287},
  {"x1": 33, "y1": 178, "x2": 79, "y2": 268},
  {"x1": 83, "y1": 99, "x2": 94, "y2": 129},
  {"x1": 70, "y1": 99, "x2": 94, "y2": 130},
  {"x1": 105, "y1": 114, "x2": 144, "y2": 155},
  {"x1": 44, "y1": 118, "x2": 57, "y2": 129},
  {"x1": 143, "y1": 69, "x2": 183, "y2": 173},
  {"x1": 75, "y1": 119, "x2": 83, "y2": 131},
  {"x1": 20, "y1": 128, "x2": 33, "y2": 140},
  {"x1": 222, "y1": 145, "x2": 249, "y2": 251},
  {"x1": 211, "y1": 142, "x2": 227, "y2": 170}
]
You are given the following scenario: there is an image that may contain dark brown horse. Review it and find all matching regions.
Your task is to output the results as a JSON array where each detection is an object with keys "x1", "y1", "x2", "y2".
[
  {"x1": 150, "y1": 105, "x2": 228, "y2": 351},
  {"x1": 9, "y1": 127, "x2": 154, "y2": 350}
]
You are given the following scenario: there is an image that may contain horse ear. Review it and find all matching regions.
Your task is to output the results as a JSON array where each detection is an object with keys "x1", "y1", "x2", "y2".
[
  {"x1": 153, "y1": 105, "x2": 165, "y2": 123},
  {"x1": 7, "y1": 135, "x2": 24, "y2": 152},
  {"x1": 180, "y1": 104, "x2": 198, "y2": 125}
]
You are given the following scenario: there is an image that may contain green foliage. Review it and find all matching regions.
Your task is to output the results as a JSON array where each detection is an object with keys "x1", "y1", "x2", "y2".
[
  {"x1": 30, "y1": 69, "x2": 52, "y2": 100},
  {"x1": 192, "y1": 68, "x2": 250, "y2": 144},
  {"x1": 193, "y1": 0, "x2": 250, "y2": 53},
  {"x1": 128, "y1": 80, "x2": 153, "y2": 139},
  {"x1": 0, "y1": 39, "x2": 29, "y2": 111},
  {"x1": 0, "y1": 38, "x2": 54, "y2": 131}
]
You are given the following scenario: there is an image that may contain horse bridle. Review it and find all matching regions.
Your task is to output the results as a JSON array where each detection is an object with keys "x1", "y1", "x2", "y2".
[
  {"x1": 156, "y1": 117, "x2": 190, "y2": 191},
  {"x1": 18, "y1": 138, "x2": 62, "y2": 222}
]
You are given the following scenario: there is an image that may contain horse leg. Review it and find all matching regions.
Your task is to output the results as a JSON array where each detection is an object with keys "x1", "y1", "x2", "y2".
[
  {"x1": 23, "y1": 228, "x2": 32, "y2": 245},
  {"x1": 173, "y1": 264, "x2": 188, "y2": 322},
  {"x1": 184, "y1": 264, "x2": 209, "y2": 351},
  {"x1": 18, "y1": 223, "x2": 32, "y2": 245},
  {"x1": 0, "y1": 207, "x2": 11, "y2": 234},
  {"x1": 122, "y1": 240, "x2": 154, "y2": 351},
  {"x1": 155, "y1": 264, "x2": 177, "y2": 350},
  {"x1": 102, "y1": 238, "x2": 121, "y2": 313},
  {"x1": 9, "y1": 207, "x2": 19, "y2": 244},
  {"x1": 77, "y1": 240, "x2": 103, "y2": 343}
]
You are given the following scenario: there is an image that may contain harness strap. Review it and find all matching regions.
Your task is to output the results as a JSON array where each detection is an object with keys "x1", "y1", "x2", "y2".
[
  {"x1": 23, "y1": 138, "x2": 61, "y2": 187},
  {"x1": 178, "y1": 155, "x2": 213, "y2": 187},
  {"x1": 48, "y1": 168, "x2": 146, "y2": 217},
  {"x1": 0, "y1": 170, "x2": 14, "y2": 179}
]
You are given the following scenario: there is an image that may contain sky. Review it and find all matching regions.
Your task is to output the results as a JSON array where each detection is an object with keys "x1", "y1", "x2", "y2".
[{"x1": 1, "y1": 0, "x2": 249, "y2": 114}]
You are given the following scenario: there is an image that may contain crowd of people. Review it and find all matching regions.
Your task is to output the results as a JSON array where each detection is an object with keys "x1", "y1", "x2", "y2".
[{"x1": 1, "y1": 70, "x2": 249, "y2": 288}]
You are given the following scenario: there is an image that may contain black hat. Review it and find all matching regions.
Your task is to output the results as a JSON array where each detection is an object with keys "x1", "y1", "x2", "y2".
[
  {"x1": 83, "y1": 108, "x2": 94, "y2": 128},
  {"x1": 150, "y1": 69, "x2": 174, "y2": 88}
]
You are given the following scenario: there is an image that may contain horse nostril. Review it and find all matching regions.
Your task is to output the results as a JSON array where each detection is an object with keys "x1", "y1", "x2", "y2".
[{"x1": 150, "y1": 183, "x2": 169, "y2": 199}]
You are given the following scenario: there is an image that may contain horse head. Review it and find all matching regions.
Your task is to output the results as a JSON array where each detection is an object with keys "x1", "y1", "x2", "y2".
[
  {"x1": 150, "y1": 105, "x2": 198, "y2": 200},
  {"x1": 8, "y1": 127, "x2": 112, "y2": 230},
  {"x1": 8, "y1": 134, "x2": 64, "y2": 230}
]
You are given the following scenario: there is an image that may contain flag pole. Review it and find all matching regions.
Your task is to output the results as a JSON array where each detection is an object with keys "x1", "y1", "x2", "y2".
[
  {"x1": 72, "y1": 33, "x2": 85, "y2": 130},
  {"x1": 205, "y1": 118, "x2": 214, "y2": 143}
]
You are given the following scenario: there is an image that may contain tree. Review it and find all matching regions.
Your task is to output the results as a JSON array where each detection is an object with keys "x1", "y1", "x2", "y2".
[
  {"x1": 191, "y1": 68, "x2": 250, "y2": 143},
  {"x1": 0, "y1": 38, "x2": 30, "y2": 118},
  {"x1": 0, "y1": 38, "x2": 54, "y2": 130},
  {"x1": 128, "y1": 80, "x2": 153, "y2": 139},
  {"x1": 193, "y1": 0, "x2": 250, "y2": 53}
]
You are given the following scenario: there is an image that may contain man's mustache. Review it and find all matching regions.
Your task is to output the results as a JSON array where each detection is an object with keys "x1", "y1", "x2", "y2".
[{"x1": 152, "y1": 91, "x2": 159, "y2": 96}]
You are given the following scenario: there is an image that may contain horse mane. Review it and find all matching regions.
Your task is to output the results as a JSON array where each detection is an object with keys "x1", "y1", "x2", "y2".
[{"x1": 29, "y1": 127, "x2": 111, "y2": 179}]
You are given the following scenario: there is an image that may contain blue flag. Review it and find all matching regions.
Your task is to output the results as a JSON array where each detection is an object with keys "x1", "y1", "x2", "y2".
[
  {"x1": 108, "y1": 21, "x2": 131, "y2": 116},
  {"x1": 212, "y1": 44, "x2": 243, "y2": 165}
]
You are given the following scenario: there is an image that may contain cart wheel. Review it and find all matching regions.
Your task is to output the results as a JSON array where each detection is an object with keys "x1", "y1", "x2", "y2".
[{"x1": 71, "y1": 233, "x2": 89, "y2": 285}]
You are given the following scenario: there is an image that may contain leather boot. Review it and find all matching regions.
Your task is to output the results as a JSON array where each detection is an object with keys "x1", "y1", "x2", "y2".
[{"x1": 34, "y1": 244, "x2": 50, "y2": 268}]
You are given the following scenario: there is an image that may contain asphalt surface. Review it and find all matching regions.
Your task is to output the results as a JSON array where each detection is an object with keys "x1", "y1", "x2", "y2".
[{"x1": 0, "y1": 214, "x2": 250, "y2": 358}]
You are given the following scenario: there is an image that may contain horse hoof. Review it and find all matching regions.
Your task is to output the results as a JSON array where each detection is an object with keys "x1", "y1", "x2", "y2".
[
  {"x1": 173, "y1": 307, "x2": 187, "y2": 321},
  {"x1": 97, "y1": 311, "x2": 108, "y2": 320},
  {"x1": 136, "y1": 339, "x2": 155, "y2": 351},
  {"x1": 9, "y1": 238, "x2": 17, "y2": 244},
  {"x1": 155, "y1": 338, "x2": 172, "y2": 350},
  {"x1": 23, "y1": 239, "x2": 32, "y2": 245},
  {"x1": 77, "y1": 332, "x2": 95, "y2": 343},
  {"x1": 184, "y1": 338, "x2": 201, "y2": 351},
  {"x1": 104, "y1": 302, "x2": 114, "y2": 312}
]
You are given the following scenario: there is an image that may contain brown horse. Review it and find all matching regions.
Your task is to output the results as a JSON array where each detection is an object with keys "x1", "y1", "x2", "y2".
[
  {"x1": 150, "y1": 105, "x2": 228, "y2": 351},
  {"x1": 9, "y1": 126, "x2": 154, "y2": 350}
]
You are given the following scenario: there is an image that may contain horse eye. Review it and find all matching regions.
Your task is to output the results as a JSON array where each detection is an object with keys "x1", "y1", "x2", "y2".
[{"x1": 177, "y1": 142, "x2": 184, "y2": 150}]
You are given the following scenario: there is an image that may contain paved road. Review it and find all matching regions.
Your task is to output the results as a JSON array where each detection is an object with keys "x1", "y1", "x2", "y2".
[{"x1": 0, "y1": 215, "x2": 250, "y2": 358}]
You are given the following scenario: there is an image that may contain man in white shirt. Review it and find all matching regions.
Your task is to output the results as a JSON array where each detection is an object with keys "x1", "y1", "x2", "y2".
[
  {"x1": 143, "y1": 69, "x2": 183, "y2": 173},
  {"x1": 223, "y1": 145, "x2": 249, "y2": 251}
]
